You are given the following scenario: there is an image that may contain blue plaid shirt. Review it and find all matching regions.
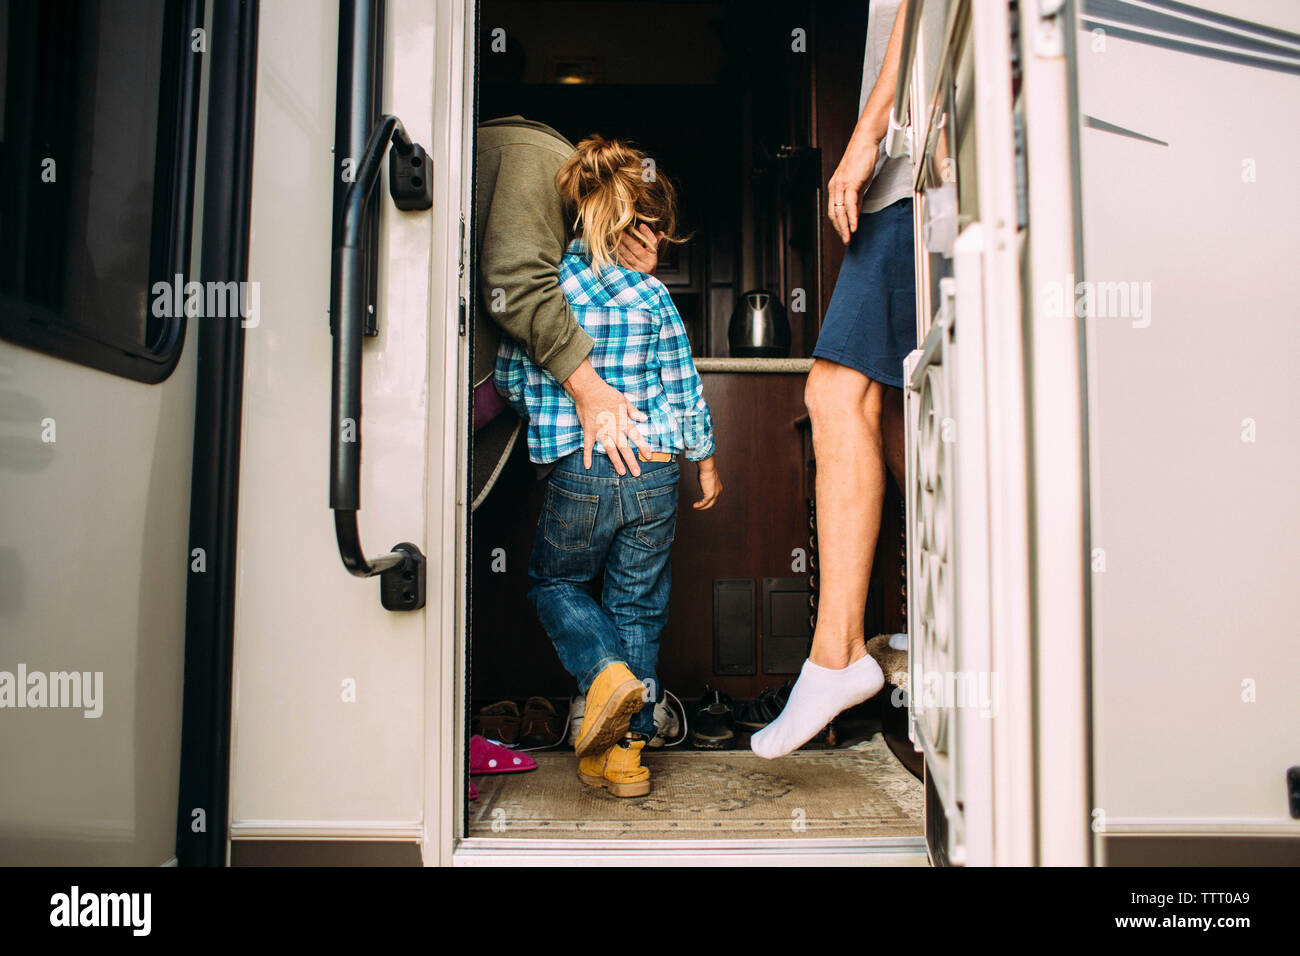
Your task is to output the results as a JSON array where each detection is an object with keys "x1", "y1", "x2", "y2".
[{"x1": 494, "y1": 238, "x2": 715, "y2": 464}]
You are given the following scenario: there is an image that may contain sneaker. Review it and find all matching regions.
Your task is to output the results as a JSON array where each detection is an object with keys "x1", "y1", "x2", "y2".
[
  {"x1": 733, "y1": 681, "x2": 793, "y2": 732},
  {"x1": 519, "y1": 696, "x2": 563, "y2": 748},
  {"x1": 567, "y1": 693, "x2": 585, "y2": 747},
  {"x1": 578, "y1": 734, "x2": 651, "y2": 797},
  {"x1": 646, "y1": 694, "x2": 682, "y2": 748},
  {"x1": 690, "y1": 687, "x2": 735, "y2": 750}
]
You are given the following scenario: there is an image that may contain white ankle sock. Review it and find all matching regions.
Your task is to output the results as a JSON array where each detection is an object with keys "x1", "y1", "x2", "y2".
[{"x1": 750, "y1": 654, "x2": 884, "y2": 759}]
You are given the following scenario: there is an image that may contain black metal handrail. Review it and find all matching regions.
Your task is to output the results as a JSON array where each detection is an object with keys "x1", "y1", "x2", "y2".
[
  {"x1": 328, "y1": 112, "x2": 430, "y2": 609},
  {"x1": 330, "y1": 113, "x2": 409, "y2": 516}
]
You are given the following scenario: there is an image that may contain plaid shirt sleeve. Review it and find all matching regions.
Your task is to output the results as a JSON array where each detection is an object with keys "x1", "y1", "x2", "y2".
[
  {"x1": 654, "y1": 285, "x2": 715, "y2": 461},
  {"x1": 493, "y1": 338, "x2": 529, "y2": 418}
]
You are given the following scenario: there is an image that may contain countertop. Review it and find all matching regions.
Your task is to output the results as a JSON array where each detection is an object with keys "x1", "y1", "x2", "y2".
[{"x1": 694, "y1": 357, "x2": 814, "y2": 373}]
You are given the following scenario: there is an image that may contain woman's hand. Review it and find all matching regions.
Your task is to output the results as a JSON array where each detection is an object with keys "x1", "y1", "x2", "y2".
[
  {"x1": 615, "y1": 224, "x2": 665, "y2": 273},
  {"x1": 827, "y1": 136, "x2": 879, "y2": 244},
  {"x1": 692, "y1": 457, "x2": 722, "y2": 510}
]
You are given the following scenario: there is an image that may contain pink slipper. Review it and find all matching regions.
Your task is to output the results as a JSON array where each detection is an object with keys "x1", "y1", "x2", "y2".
[
  {"x1": 469, "y1": 781, "x2": 479, "y2": 800},
  {"x1": 470, "y1": 734, "x2": 537, "y2": 774}
]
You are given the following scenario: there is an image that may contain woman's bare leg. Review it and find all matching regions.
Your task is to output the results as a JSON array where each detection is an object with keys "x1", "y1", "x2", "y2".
[
  {"x1": 805, "y1": 359, "x2": 890, "y2": 668},
  {"x1": 750, "y1": 359, "x2": 890, "y2": 758}
]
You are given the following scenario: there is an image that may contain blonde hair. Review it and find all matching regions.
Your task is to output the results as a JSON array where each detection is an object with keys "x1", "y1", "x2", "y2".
[{"x1": 556, "y1": 135, "x2": 686, "y2": 272}]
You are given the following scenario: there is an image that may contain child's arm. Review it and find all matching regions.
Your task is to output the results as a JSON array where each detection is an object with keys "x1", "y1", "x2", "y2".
[{"x1": 654, "y1": 285, "x2": 721, "y2": 509}]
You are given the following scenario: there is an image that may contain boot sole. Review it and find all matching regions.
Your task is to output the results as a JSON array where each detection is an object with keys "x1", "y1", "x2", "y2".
[
  {"x1": 579, "y1": 770, "x2": 651, "y2": 798},
  {"x1": 572, "y1": 679, "x2": 644, "y2": 757}
]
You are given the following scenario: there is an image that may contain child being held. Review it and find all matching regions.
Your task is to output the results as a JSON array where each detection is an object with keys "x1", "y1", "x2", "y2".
[{"x1": 494, "y1": 135, "x2": 720, "y2": 797}]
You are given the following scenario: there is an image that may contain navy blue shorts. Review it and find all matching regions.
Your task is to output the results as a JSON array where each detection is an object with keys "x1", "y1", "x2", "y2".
[{"x1": 812, "y1": 198, "x2": 916, "y2": 389}]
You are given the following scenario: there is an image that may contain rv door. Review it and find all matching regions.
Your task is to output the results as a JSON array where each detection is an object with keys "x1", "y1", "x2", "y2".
[{"x1": 224, "y1": 0, "x2": 470, "y2": 866}]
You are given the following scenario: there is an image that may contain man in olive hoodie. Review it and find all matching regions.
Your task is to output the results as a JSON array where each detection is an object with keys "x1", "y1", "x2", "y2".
[{"x1": 472, "y1": 116, "x2": 660, "y2": 508}]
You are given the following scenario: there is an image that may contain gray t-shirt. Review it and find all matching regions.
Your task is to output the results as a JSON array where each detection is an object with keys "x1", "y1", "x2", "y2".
[{"x1": 858, "y1": 0, "x2": 914, "y2": 213}]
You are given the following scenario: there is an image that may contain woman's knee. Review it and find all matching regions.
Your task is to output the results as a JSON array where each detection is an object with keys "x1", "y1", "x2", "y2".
[{"x1": 805, "y1": 359, "x2": 877, "y2": 427}]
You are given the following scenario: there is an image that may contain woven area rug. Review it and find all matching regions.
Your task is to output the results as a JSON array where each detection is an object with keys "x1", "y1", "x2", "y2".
[{"x1": 468, "y1": 735, "x2": 923, "y2": 840}]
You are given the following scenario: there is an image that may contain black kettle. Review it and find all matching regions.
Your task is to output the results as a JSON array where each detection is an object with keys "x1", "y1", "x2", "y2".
[{"x1": 728, "y1": 289, "x2": 791, "y2": 358}]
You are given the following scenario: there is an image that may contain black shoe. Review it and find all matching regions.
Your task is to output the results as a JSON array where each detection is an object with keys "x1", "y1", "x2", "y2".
[
  {"x1": 690, "y1": 687, "x2": 735, "y2": 750},
  {"x1": 733, "y1": 681, "x2": 792, "y2": 732}
]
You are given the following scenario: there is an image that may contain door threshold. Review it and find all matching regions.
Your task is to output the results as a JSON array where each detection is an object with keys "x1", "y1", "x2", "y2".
[{"x1": 453, "y1": 835, "x2": 930, "y2": 866}]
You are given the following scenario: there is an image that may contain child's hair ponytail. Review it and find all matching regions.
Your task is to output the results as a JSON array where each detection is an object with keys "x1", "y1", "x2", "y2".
[{"x1": 556, "y1": 135, "x2": 685, "y2": 272}]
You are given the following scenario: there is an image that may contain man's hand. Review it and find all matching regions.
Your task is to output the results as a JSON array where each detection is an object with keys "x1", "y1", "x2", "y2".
[
  {"x1": 614, "y1": 224, "x2": 664, "y2": 273},
  {"x1": 692, "y1": 457, "x2": 722, "y2": 511},
  {"x1": 562, "y1": 359, "x2": 651, "y2": 475},
  {"x1": 827, "y1": 137, "x2": 879, "y2": 244}
]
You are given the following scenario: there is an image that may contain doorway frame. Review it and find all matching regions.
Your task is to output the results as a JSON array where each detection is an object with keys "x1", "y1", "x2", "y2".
[{"x1": 430, "y1": 0, "x2": 931, "y2": 867}]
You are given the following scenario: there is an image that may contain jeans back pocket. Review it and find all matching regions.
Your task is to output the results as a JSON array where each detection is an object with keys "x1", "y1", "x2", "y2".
[
  {"x1": 542, "y1": 482, "x2": 600, "y2": 551},
  {"x1": 634, "y1": 483, "x2": 678, "y2": 549}
]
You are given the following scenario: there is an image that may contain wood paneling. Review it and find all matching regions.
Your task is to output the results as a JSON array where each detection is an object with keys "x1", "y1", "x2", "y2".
[
  {"x1": 812, "y1": 0, "x2": 870, "y2": 333},
  {"x1": 661, "y1": 372, "x2": 809, "y2": 698}
]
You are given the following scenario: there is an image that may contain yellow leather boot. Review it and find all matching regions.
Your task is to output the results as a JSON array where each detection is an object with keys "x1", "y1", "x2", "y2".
[
  {"x1": 572, "y1": 662, "x2": 644, "y2": 757},
  {"x1": 578, "y1": 735, "x2": 651, "y2": 797}
]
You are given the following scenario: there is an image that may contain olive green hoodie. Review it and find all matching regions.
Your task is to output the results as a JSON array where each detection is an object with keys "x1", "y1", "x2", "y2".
[{"x1": 473, "y1": 116, "x2": 590, "y2": 389}]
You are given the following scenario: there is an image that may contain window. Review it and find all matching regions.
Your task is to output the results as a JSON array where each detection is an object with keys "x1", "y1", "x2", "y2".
[{"x1": 0, "y1": 0, "x2": 202, "y2": 382}]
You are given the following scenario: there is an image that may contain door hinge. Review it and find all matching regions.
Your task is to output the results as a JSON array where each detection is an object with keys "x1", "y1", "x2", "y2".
[{"x1": 458, "y1": 296, "x2": 467, "y2": 336}]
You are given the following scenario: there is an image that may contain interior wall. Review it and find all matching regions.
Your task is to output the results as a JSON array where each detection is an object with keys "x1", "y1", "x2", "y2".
[
  {"x1": 813, "y1": 0, "x2": 870, "y2": 337},
  {"x1": 479, "y1": 0, "x2": 864, "y2": 359},
  {"x1": 480, "y1": 1, "x2": 726, "y2": 86}
]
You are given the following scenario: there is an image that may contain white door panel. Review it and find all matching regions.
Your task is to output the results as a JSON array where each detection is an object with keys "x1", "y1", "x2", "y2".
[{"x1": 229, "y1": 0, "x2": 436, "y2": 834}]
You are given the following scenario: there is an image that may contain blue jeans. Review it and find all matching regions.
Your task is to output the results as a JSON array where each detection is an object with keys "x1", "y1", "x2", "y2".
[{"x1": 527, "y1": 451, "x2": 679, "y2": 738}]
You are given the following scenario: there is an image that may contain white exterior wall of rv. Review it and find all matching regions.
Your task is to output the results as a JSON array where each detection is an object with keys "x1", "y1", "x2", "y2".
[
  {"x1": 0, "y1": 1, "x2": 215, "y2": 864},
  {"x1": 0, "y1": 318, "x2": 198, "y2": 865}
]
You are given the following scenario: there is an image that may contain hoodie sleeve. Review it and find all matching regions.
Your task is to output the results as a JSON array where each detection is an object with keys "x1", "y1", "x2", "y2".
[{"x1": 478, "y1": 141, "x2": 592, "y2": 384}]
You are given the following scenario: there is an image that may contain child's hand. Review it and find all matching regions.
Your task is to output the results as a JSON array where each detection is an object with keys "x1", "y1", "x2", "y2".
[{"x1": 692, "y1": 457, "x2": 722, "y2": 510}]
